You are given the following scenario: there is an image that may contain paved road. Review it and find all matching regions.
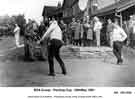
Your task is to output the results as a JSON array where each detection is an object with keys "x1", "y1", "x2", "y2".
[{"x1": 0, "y1": 37, "x2": 135, "y2": 87}]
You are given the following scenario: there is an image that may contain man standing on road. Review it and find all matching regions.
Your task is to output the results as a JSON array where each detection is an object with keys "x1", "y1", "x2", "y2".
[
  {"x1": 38, "y1": 21, "x2": 46, "y2": 38},
  {"x1": 107, "y1": 19, "x2": 114, "y2": 47},
  {"x1": 93, "y1": 16, "x2": 102, "y2": 47},
  {"x1": 112, "y1": 23, "x2": 127, "y2": 65},
  {"x1": 14, "y1": 24, "x2": 21, "y2": 47},
  {"x1": 59, "y1": 20, "x2": 67, "y2": 45},
  {"x1": 24, "y1": 19, "x2": 35, "y2": 60},
  {"x1": 37, "y1": 17, "x2": 67, "y2": 76},
  {"x1": 74, "y1": 19, "x2": 82, "y2": 46},
  {"x1": 82, "y1": 16, "x2": 91, "y2": 46},
  {"x1": 70, "y1": 18, "x2": 77, "y2": 45},
  {"x1": 129, "y1": 16, "x2": 135, "y2": 48}
]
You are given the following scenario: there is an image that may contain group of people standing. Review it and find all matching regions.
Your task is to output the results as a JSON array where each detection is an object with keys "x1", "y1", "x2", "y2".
[
  {"x1": 107, "y1": 15, "x2": 135, "y2": 49},
  {"x1": 13, "y1": 14, "x2": 134, "y2": 76},
  {"x1": 68, "y1": 16, "x2": 102, "y2": 47},
  {"x1": 124, "y1": 15, "x2": 135, "y2": 49}
]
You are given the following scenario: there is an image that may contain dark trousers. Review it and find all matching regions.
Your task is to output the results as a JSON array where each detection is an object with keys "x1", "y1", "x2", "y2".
[
  {"x1": 48, "y1": 39, "x2": 66, "y2": 74},
  {"x1": 71, "y1": 30, "x2": 75, "y2": 45},
  {"x1": 82, "y1": 32, "x2": 87, "y2": 46},
  {"x1": 86, "y1": 39, "x2": 93, "y2": 46},
  {"x1": 130, "y1": 40, "x2": 135, "y2": 48},
  {"x1": 113, "y1": 41, "x2": 123, "y2": 63},
  {"x1": 74, "y1": 39, "x2": 81, "y2": 46},
  {"x1": 24, "y1": 44, "x2": 30, "y2": 58},
  {"x1": 24, "y1": 38, "x2": 34, "y2": 60}
]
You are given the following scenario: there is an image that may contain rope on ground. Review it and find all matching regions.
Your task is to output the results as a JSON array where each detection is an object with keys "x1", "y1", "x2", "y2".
[{"x1": 0, "y1": 45, "x2": 24, "y2": 56}]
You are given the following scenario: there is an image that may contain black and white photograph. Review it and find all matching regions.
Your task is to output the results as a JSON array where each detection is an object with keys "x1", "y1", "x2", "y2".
[{"x1": 0, "y1": 0, "x2": 135, "y2": 88}]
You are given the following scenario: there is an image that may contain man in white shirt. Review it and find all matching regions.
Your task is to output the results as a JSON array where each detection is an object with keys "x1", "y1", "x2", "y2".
[
  {"x1": 14, "y1": 24, "x2": 21, "y2": 47},
  {"x1": 93, "y1": 16, "x2": 102, "y2": 47},
  {"x1": 112, "y1": 24, "x2": 127, "y2": 65},
  {"x1": 38, "y1": 17, "x2": 67, "y2": 76}
]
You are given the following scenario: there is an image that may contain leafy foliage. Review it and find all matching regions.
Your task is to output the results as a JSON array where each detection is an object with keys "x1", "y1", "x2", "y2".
[{"x1": 0, "y1": 14, "x2": 26, "y2": 36}]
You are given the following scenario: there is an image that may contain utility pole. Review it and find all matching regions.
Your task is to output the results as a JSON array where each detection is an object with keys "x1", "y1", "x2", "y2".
[
  {"x1": 90, "y1": 0, "x2": 93, "y2": 16},
  {"x1": 114, "y1": 0, "x2": 123, "y2": 27},
  {"x1": 84, "y1": 0, "x2": 91, "y2": 17},
  {"x1": 115, "y1": 0, "x2": 118, "y2": 3}
]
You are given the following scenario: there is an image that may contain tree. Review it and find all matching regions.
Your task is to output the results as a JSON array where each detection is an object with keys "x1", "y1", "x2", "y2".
[{"x1": 14, "y1": 14, "x2": 26, "y2": 35}]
